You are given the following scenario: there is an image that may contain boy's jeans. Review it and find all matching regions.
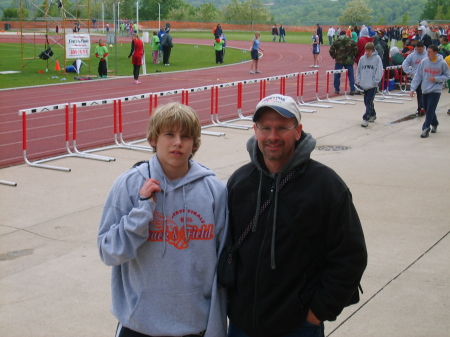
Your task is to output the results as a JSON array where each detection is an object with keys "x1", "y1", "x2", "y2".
[
  {"x1": 363, "y1": 87, "x2": 377, "y2": 120},
  {"x1": 422, "y1": 92, "x2": 440, "y2": 130}
]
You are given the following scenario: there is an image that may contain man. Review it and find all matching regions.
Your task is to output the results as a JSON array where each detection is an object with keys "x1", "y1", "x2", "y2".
[
  {"x1": 279, "y1": 25, "x2": 286, "y2": 42},
  {"x1": 271, "y1": 24, "x2": 278, "y2": 42},
  {"x1": 402, "y1": 41, "x2": 428, "y2": 115},
  {"x1": 227, "y1": 94, "x2": 368, "y2": 337},
  {"x1": 157, "y1": 26, "x2": 166, "y2": 63},
  {"x1": 329, "y1": 31, "x2": 358, "y2": 95},
  {"x1": 410, "y1": 45, "x2": 450, "y2": 138},
  {"x1": 316, "y1": 23, "x2": 323, "y2": 44},
  {"x1": 375, "y1": 30, "x2": 390, "y2": 69},
  {"x1": 327, "y1": 26, "x2": 335, "y2": 45},
  {"x1": 161, "y1": 28, "x2": 173, "y2": 66}
]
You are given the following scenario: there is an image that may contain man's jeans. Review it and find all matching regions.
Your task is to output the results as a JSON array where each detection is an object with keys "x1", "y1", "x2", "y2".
[
  {"x1": 228, "y1": 321, "x2": 325, "y2": 337},
  {"x1": 272, "y1": 34, "x2": 277, "y2": 42},
  {"x1": 363, "y1": 87, "x2": 377, "y2": 120},
  {"x1": 422, "y1": 92, "x2": 440, "y2": 130},
  {"x1": 334, "y1": 63, "x2": 355, "y2": 92},
  {"x1": 328, "y1": 36, "x2": 333, "y2": 44},
  {"x1": 279, "y1": 34, "x2": 286, "y2": 42}
]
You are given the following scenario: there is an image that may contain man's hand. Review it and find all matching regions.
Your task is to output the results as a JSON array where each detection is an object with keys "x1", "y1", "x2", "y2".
[
  {"x1": 429, "y1": 77, "x2": 436, "y2": 82},
  {"x1": 306, "y1": 309, "x2": 321, "y2": 325},
  {"x1": 139, "y1": 178, "x2": 161, "y2": 201},
  {"x1": 410, "y1": 91, "x2": 415, "y2": 97}
]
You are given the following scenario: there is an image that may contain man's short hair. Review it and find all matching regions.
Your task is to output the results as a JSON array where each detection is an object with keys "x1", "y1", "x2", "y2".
[
  {"x1": 428, "y1": 45, "x2": 438, "y2": 52},
  {"x1": 147, "y1": 102, "x2": 201, "y2": 158},
  {"x1": 415, "y1": 41, "x2": 424, "y2": 48},
  {"x1": 441, "y1": 36, "x2": 448, "y2": 43},
  {"x1": 364, "y1": 42, "x2": 375, "y2": 50}
]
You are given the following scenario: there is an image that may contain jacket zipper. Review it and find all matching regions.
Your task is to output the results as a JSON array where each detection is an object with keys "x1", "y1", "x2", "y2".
[{"x1": 252, "y1": 180, "x2": 276, "y2": 336}]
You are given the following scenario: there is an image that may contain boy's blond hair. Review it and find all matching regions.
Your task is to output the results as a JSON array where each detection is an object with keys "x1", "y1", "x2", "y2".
[
  {"x1": 364, "y1": 42, "x2": 375, "y2": 50},
  {"x1": 147, "y1": 102, "x2": 201, "y2": 158}
]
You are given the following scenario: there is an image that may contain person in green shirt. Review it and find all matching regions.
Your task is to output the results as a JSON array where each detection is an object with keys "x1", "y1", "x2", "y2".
[
  {"x1": 94, "y1": 39, "x2": 109, "y2": 78},
  {"x1": 120, "y1": 22, "x2": 125, "y2": 37},
  {"x1": 151, "y1": 31, "x2": 160, "y2": 63},
  {"x1": 438, "y1": 36, "x2": 450, "y2": 57},
  {"x1": 214, "y1": 37, "x2": 224, "y2": 64}
]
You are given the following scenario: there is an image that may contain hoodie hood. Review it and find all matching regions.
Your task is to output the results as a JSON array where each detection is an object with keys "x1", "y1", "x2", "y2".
[
  {"x1": 246, "y1": 131, "x2": 316, "y2": 269},
  {"x1": 360, "y1": 26, "x2": 370, "y2": 38}
]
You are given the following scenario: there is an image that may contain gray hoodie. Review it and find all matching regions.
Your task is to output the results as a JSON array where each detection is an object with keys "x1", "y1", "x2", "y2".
[
  {"x1": 402, "y1": 48, "x2": 427, "y2": 76},
  {"x1": 356, "y1": 49, "x2": 383, "y2": 90},
  {"x1": 98, "y1": 155, "x2": 228, "y2": 336},
  {"x1": 410, "y1": 54, "x2": 450, "y2": 94}
]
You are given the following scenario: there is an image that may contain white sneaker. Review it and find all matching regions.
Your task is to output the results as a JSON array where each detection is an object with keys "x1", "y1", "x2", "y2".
[
  {"x1": 250, "y1": 71, "x2": 255, "y2": 74},
  {"x1": 369, "y1": 115, "x2": 377, "y2": 122},
  {"x1": 361, "y1": 120, "x2": 369, "y2": 127},
  {"x1": 310, "y1": 65, "x2": 315, "y2": 68},
  {"x1": 255, "y1": 70, "x2": 261, "y2": 73},
  {"x1": 314, "y1": 65, "x2": 320, "y2": 68}
]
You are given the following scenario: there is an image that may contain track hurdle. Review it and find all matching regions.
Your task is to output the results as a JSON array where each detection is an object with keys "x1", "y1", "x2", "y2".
[
  {"x1": 324, "y1": 70, "x2": 356, "y2": 105},
  {"x1": 374, "y1": 73, "x2": 406, "y2": 104},
  {"x1": 297, "y1": 70, "x2": 332, "y2": 108},
  {"x1": 19, "y1": 103, "x2": 71, "y2": 171},
  {"x1": 70, "y1": 100, "x2": 116, "y2": 162},
  {"x1": 237, "y1": 82, "x2": 252, "y2": 121},
  {"x1": 207, "y1": 86, "x2": 249, "y2": 130},
  {"x1": 385, "y1": 66, "x2": 410, "y2": 97}
]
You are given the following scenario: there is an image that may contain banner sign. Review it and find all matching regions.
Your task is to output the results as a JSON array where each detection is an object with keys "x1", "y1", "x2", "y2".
[{"x1": 66, "y1": 34, "x2": 91, "y2": 59}]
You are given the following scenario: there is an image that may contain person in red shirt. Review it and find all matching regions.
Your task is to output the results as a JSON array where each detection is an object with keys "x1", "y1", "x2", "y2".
[
  {"x1": 128, "y1": 33, "x2": 145, "y2": 84},
  {"x1": 355, "y1": 26, "x2": 373, "y2": 64}
]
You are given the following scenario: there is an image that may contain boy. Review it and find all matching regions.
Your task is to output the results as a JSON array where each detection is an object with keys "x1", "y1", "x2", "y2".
[
  {"x1": 402, "y1": 41, "x2": 427, "y2": 115},
  {"x1": 98, "y1": 102, "x2": 228, "y2": 337},
  {"x1": 95, "y1": 39, "x2": 108, "y2": 78},
  {"x1": 356, "y1": 42, "x2": 383, "y2": 127},
  {"x1": 410, "y1": 45, "x2": 450, "y2": 138}
]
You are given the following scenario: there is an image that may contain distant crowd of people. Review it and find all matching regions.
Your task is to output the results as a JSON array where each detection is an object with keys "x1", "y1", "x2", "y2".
[{"x1": 326, "y1": 21, "x2": 450, "y2": 137}]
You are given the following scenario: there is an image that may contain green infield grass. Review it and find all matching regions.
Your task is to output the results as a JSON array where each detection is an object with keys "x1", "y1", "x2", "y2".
[{"x1": 0, "y1": 41, "x2": 251, "y2": 89}]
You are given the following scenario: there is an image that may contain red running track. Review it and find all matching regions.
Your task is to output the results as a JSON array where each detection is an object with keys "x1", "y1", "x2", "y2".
[{"x1": 0, "y1": 37, "x2": 337, "y2": 168}]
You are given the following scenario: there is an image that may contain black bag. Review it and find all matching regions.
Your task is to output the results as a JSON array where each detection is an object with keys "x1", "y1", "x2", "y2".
[
  {"x1": 39, "y1": 35, "x2": 53, "y2": 60},
  {"x1": 39, "y1": 48, "x2": 53, "y2": 60},
  {"x1": 217, "y1": 244, "x2": 238, "y2": 288}
]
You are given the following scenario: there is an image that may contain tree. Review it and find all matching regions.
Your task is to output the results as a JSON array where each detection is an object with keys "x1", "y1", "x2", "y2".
[
  {"x1": 338, "y1": 0, "x2": 373, "y2": 26},
  {"x1": 421, "y1": 0, "x2": 450, "y2": 20},
  {"x1": 221, "y1": 0, "x2": 272, "y2": 24},
  {"x1": 401, "y1": 12, "x2": 410, "y2": 26},
  {"x1": 195, "y1": 3, "x2": 220, "y2": 22},
  {"x1": 166, "y1": 3, "x2": 195, "y2": 20},
  {"x1": 139, "y1": 0, "x2": 186, "y2": 21}
]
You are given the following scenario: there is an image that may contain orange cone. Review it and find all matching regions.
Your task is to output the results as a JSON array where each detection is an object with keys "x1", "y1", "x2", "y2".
[{"x1": 55, "y1": 60, "x2": 61, "y2": 71}]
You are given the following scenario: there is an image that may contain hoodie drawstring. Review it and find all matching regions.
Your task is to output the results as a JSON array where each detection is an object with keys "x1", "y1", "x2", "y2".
[
  {"x1": 252, "y1": 171, "x2": 263, "y2": 233},
  {"x1": 271, "y1": 177, "x2": 280, "y2": 270},
  {"x1": 183, "y1": 185, "x2": 188, "y2": 245},
  {"x1": 162, "y1": 177, "x2": 168, "y2": 257}
]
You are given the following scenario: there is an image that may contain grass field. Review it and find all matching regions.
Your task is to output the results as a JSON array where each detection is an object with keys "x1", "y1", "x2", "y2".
[
  {"x1": 0, "y1": 40, "x2": 251, "y2": 90},
  {"x1": 0, "y1": 30, "x2": 404, "y2": 90}
]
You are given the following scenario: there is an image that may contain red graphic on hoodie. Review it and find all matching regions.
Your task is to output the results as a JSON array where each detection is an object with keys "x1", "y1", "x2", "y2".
[{"x1": 148, "y1": 210, "x2": 214, "y2": 249}]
